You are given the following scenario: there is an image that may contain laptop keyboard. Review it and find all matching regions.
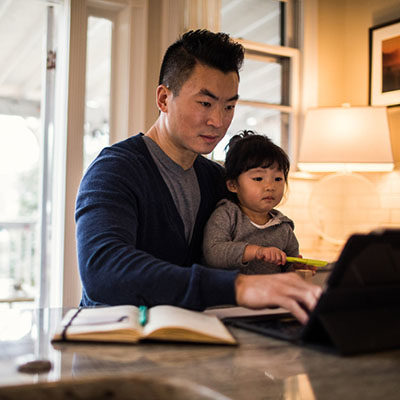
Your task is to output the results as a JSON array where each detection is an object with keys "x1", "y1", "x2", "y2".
[
  {"x1": 254, "y1": 316, "x2": 303, "y2": 337},
  {"x1": 225, "y1": 314, "x2": 304, "y2": 340}
]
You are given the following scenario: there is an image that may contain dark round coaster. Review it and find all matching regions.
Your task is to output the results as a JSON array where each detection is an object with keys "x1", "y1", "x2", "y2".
[{"x1": 17, "y1": 359, "x2": 52, "y2": 374}]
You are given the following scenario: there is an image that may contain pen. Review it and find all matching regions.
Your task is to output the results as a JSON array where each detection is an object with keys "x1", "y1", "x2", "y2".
[
  {"x1": 286, "y1": 256, "x2": 329, "y2": 268},
  {"x1": 139, "y1": 306, "x2": 148, "y2": 326}
]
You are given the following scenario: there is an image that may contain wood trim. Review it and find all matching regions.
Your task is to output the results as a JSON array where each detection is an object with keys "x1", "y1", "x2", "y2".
[
  {"x1": 238, "y1": 99, "x2": 293, "y2": 113},
  {"x1": 63, "y1": 0, "x2": 88, "y2": 307}
]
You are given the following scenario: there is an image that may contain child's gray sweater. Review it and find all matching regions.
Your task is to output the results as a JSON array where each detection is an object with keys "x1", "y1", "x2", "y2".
[{"x1": 203, "y1": 199, "x2": 299, "y2": 274}]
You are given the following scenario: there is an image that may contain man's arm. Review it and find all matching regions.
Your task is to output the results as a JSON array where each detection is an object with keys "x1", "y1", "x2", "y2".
[{"x1": 75, "y1": 141, "x2": 238, "y2": 310}]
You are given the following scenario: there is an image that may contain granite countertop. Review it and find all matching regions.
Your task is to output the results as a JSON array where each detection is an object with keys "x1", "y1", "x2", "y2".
[{"x1": 0, "y1": 307, "x2": 399, "y2": 400}]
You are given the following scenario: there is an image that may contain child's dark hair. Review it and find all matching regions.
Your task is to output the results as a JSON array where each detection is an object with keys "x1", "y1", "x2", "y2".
[
  {"x1": 224, "y1": 130, "x2": 290, "y2": 182},
  {"x1": 159, "y1": 29, "x2": 244, "y2": 96}
]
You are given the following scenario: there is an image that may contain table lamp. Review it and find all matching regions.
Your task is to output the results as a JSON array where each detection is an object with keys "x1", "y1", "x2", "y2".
[
  {"x1": 298, "y1": 106, "x2": 394, "y2": 172},
  {"x1": 297, "y1": 105, "x2": 394, "y2": 244}
]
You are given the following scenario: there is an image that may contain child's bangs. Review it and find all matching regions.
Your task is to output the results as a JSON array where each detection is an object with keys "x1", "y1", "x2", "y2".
[
  {"x1": 242, "y1": 146, "x2": 289, "y2": 180},
  {"x1": 243, "y1": 155, "x2": 275, "y2": 172}
]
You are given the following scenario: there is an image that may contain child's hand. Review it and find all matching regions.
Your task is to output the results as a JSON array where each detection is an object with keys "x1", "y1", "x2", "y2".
[{"x1": 255, "y1": 246, "x2": 287, "y2": 265}]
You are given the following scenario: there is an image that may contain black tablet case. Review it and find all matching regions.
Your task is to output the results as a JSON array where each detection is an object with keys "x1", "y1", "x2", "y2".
[{"x1": 224, "y1": 229, "x2": 400, "y2": 355}]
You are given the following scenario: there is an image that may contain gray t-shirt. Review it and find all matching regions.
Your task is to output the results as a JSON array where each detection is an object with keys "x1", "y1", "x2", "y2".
[{"x1": 143, "y1": 136, "x2": 200, "y2": 242}]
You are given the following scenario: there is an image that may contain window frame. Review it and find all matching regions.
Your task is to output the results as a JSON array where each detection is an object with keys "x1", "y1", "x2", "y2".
[
  {"x1": 54, "y1": 0, "x2": 148, "y2": 307},
  {"x1": 235, "y1": 38, "x2": 300, "y2": 166}
]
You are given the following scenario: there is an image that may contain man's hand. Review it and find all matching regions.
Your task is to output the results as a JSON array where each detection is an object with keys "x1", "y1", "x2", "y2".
[{"x1": 234, "y1": 272, "x2": 322, "y2": 324}]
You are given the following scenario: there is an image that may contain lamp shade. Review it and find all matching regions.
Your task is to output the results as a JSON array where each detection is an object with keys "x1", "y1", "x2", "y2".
[{"x1": 298, "y1": 106, "x2": 394, "y2": 172}]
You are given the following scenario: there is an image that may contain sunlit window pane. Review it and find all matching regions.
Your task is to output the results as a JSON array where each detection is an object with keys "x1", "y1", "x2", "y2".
[
  {"x1": 215, "y1": 0, "x2": 295, "y2": 164},
  {"x1": 239, "y1": 56, "x2": 282, "y2": 104},
  {"x1": 0, "y1": 0, "x2": 54, "y2": 304},
  {"x1": 84, "y1": 16, "x2": 112, "y2": 171},
  {"x1": 211, "y1": 104, "x2": 283, "y2": 162},
  {"x1": 220, "y1": 0, "x2": 282, "y2": 46}
]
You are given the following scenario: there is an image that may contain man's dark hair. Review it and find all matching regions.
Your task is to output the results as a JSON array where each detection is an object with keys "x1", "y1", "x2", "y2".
[
  {"x1": 159, "y1": 29, "x2": 244, "y2": 95},
  {"x1": 225, "y1": 130, "x2": 290, "y2": 182}
]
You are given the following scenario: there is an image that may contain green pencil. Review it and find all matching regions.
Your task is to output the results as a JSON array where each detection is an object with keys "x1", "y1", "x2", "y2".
[
  {"x1": 139, "y1": 306, "x2": 148, "y2": 326},
  {"x1": 286, "y1": 256, "x2": 329, "y2": 268}
]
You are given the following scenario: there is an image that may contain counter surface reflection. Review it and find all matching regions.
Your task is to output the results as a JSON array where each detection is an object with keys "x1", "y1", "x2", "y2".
[{"x1": 0, "y1": 307, "x2": 399, "y2": 399}]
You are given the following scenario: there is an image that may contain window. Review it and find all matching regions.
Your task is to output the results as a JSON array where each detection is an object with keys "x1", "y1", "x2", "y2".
[
  {"x1": 211, "y1": 0, "x2": 300, "y2": 164},
  {"x1": 83, "y1": 16, "x2": 112, "y2": 171},
  {"x1": 220, "y1": 0, "x2": 283, "y2": 46},
  {"x1": 0, "y1": 0, "x2": 63, "y2": 308}
]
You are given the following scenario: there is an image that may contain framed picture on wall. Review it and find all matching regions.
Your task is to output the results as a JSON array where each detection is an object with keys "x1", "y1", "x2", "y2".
[{"x1": 369, "y1": 18, "x2": 400, "y2": 107}]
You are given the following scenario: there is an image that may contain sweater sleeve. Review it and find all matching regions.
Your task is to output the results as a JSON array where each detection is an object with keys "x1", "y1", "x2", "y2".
[
  {"x1": 75, "y1": 142, "x2": 238, "y2": 310},
  {"x1": 203, "y1": 203, "x2": 248, "y2": 269}
]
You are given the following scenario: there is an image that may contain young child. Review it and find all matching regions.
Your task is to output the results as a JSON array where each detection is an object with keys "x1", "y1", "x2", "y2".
[{"x1": 203, "y1": 130, "x2": 300, "y2": 275}]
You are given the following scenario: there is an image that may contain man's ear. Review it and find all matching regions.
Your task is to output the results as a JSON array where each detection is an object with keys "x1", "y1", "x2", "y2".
[
  {"x1": 156, "y1": 84, "x2": 171, "y2": 112},
  {"x1": 226, "y1": 180, "x2": 238, "y2": 193}
]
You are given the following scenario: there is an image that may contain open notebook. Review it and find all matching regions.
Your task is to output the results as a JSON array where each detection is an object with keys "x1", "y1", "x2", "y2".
[{"x1": 223, "y1": 229, "x2": 400, "y2": 355}]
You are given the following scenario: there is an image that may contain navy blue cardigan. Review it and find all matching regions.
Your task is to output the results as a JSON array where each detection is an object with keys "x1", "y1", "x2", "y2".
[{"x1": 75, "y1": 134, "x2": 238, "y2": 309}]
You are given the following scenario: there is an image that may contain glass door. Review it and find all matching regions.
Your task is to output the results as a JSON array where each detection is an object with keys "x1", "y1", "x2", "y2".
[{"x1": 0, "y1": 0, "x2": 61, "y2": 308}]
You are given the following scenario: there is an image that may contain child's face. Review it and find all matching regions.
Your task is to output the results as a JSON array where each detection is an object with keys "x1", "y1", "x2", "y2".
[{"x1": 227, "y1": 163, "x2": 286, "y2": 223}]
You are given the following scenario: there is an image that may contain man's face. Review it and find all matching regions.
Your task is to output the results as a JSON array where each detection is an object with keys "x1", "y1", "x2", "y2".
[{"x1": 162, "y1": 63, "x2": 239, "y2": 158}]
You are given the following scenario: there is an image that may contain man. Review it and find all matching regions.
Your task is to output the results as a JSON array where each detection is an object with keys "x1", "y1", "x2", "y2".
[{"x1": 76, "y1": 30, "x2": 321, "y2": 324}]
